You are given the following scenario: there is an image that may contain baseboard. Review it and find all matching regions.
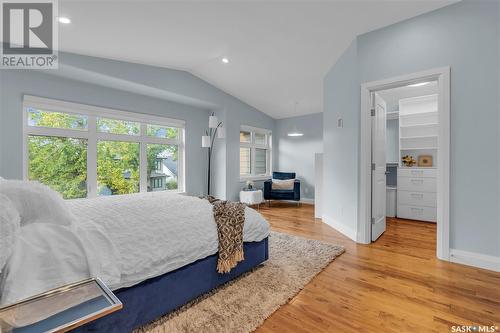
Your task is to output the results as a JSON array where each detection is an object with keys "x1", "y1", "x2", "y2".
[
  {"x1": 449, "y1": 249, "x2": 500, "y2": 272},
  {"x1": 268, "y1": 199, "x2": 314, "y2": 205},
  {"x1": 322, "y1": 215, "x2": 357, "y2": 241}
]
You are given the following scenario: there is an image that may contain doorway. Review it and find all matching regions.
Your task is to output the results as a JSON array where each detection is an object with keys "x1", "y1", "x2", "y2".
[{"x1": 359, "y1": 67, "x2": 450, "y2": 261}]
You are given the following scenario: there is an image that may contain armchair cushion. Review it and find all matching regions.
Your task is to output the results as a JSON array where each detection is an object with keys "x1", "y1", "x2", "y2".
[{"x1": 271, "y1": 179, "x2": 295, "y2": 190}]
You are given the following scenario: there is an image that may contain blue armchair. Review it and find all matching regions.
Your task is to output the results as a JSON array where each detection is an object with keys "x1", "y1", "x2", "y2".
[{"x1": 264, "y1": 172, "x2": 300, "y2": 206}]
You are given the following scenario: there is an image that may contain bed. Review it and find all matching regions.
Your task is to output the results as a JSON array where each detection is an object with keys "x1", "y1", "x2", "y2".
[{"x1": 0, "y1": 181, "x2": 269, "y2": 333}]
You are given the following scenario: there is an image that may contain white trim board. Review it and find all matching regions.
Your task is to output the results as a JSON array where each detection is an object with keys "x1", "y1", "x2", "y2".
[
  {"x1": 359, "y1": 67, "x2": 451, "y2": 261},
  {"x1": 267, "y1": 198, "x2": 314, "y2": 205},
  {"x1": 300, "y1": 198, "x2": 315, "y2": 204},
  {"x1": 322, "y1": 215, "x2": 357, "y2": 241},
  {"x1": 449, "y1": 249, "x2": 500, "y2": 272}
]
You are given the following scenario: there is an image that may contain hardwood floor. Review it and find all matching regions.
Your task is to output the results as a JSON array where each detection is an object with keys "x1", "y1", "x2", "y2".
[{"x1": 254, "y1": 202, "x2": 500, "y2": 333}]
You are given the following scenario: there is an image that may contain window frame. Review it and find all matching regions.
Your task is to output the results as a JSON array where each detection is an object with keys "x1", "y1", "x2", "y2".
[
  {"x1": 239, "y1": 125, "x2": 272, "y2": 181},
  {"x1": 23, "y1": 95, "x2": 185, "y2": 198}
]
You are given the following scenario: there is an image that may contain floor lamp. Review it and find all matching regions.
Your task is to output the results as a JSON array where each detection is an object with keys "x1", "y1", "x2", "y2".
[{"x1": 202, "y1": 112, "x2": 224, "y2": 196}]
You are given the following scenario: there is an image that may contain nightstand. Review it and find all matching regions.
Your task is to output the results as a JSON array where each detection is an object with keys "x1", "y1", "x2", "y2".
[
  {"x1": 240, "y1": 189, "x2": 263, "y2": 209},
  {"x1": 0, "y1": 278, "x2": 122, "y2": 333}
]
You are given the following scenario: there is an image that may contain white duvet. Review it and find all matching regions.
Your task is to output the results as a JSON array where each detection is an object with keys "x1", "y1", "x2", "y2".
[{"x1": 0, "y1": 192, "x2": 269, "y2": 305}]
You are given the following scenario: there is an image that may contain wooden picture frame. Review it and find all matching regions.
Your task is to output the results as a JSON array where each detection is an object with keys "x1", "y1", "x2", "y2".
[{"x1": 418, "y1": 155, "x2": 433, "y2": 167}]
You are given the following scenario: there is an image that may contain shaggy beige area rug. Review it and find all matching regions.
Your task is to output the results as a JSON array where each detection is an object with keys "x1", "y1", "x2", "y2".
[{"x1": 135, "y1": 231, "x2": 344, "y2": 333}]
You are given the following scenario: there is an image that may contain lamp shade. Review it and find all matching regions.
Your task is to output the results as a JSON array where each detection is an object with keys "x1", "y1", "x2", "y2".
[
  {"x1": 209, "y1": 115, "x2": 218, "y2": 128},
  {"x1": 202, "y1": 135, "x2": 211, "y2": 147},
  {"x1": 217, "y1": 126, "x2": 225, "y2": 139}
]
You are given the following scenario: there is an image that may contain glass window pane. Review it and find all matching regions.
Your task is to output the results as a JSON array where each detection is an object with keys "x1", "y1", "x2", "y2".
[
  {"x1": 240, "y1": 131, "x2": 251, "y2": 143},
  {"x1": 254, "y1": 133, "x2": 266, "y2": 145},
  {"x1": 240, "y1": 147, "x2": 251, "y2": 176},
  {"x1": 97, "y1": 141, "x2": 139, "y2": 195},
  {"x1": 147, "y1": 144, "x2": 178, "y2": 192},
  {"x1": 97, "y1": 118, "x2": 140, "y2": 136},
  {"x1": 28, "y1": 135, "x2": 87, "y2": 199},
  {"x1": 27, "y1": 108, "x2": 88, "y2": 130},
  {"x1": 255, "y1": 148, "x2": 267, "y2": 175},
  {"x1": 147, "y1": 124, "x2": 179, "y2": 139}
]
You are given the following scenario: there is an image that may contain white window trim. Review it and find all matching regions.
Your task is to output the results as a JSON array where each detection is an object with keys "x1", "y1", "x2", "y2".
[
  {"x1": 22, "y1": 95, "x2": 186, "y2": 198},
  {"x1": 239, "y1": 125, "x2": 272, "y2": 181}
]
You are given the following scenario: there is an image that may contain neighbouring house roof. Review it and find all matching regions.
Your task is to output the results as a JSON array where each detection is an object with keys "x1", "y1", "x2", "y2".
[
  {"x1": 150, "y1": 171, "x2": 167, "y2": 178},
  {"x1": 162, "y1": 156, "x2": 178, "y2": 177},
  {"x1": 149, "y1": 156, "x2": 178, "y2": 179}
]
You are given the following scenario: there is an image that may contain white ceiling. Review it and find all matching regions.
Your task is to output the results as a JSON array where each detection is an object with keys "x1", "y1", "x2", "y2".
[{"x1": 58, "y1": 1, "x2": 455, "y2": 119}]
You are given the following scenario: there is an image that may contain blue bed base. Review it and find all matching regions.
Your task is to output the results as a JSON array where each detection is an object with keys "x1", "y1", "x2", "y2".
[{"x1": 73, "y1": 238, "x2": 269, "y2": 333}]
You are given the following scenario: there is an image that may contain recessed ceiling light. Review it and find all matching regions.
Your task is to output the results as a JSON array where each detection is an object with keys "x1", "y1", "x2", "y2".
[
  {"x1": 221, "y1": 57, "x2": 229, "y2": 64},
  {"x1": 58, "y1": 17, "x2": 71, "y2": 24},
  {"x1": 407, "y1": 81, "x2": 430, "y2": 87}
]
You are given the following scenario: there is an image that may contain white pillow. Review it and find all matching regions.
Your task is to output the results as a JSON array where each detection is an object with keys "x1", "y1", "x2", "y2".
[
  {"x1": 0, "y1": 194, "x2": 21, "y2": 273},
  {"x1": 271, "y1": 178, "x2": 295, "y2": 190},
  {"x1": 0, "y1": 180, "x2": 74, "y2": 226}
]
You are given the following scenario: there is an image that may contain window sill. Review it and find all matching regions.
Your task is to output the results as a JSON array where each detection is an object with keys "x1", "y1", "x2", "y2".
[{"x1": 240, "y1": 175, "x2": 271, "y2": 182}]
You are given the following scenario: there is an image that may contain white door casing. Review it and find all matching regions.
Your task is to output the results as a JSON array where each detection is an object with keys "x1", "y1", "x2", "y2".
[
  {"x1": 371, "y1": 93, "x2": 387, "y2": 241},
  {"x1": 359, "y1": 67, "x2": 450, "y2": 261}
]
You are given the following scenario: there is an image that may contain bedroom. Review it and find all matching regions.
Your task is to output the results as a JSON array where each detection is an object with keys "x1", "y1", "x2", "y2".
[{"x1": 0, "y1": 0, "x2": 499, "y2": 332}]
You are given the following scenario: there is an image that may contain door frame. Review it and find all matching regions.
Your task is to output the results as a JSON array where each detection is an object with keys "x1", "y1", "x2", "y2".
[{"x1": 359, "y1": 67, "x2": 450, "y2": 261}]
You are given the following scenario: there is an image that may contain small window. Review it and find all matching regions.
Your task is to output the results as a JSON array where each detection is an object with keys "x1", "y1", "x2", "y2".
[
  {"x1": 147, "y1": 124, "x2": 178, "y2": 139},
  {"x1": 97, "y1": 118, "x2": 140, "y2": 136},
  {"x1": 254, "y1": 133, "x2": 266, "y2": 145},
  {"x1": 154, "y1": 160, "x2": 162, "y2": 171},
  {"x1": 239, "y1": 126, "x2": 271, "y2": 178},
  {"x1": 254, "y1": 148, "x2": 267, "y2": 175},
  {"x1": 240, "y1": 131, "x2": 251, "y2": 143},
  {"x1": 27, "y1": 108, "x2": 88, "y2": 130},
  {"x1": 28, "y1": 135, "x2": 88, "y2": 199},
  {"x1": 97, "y1": 141, "x2": 140, "y2": 196},
  {"x1": 147, "y1": 144, "x2": 178, "y2": 191},
  {"x1": 152, "y1": 178, "x2": 163, "y2": 189},
  {"x1": 240, "y1": 147, "x2": 251, "y2": 176}
]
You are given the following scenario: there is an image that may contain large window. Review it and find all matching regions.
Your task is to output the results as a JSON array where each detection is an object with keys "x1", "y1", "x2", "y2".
[
  {"x1": 24, "y1": 96, "x2": 185, "y2": 199},
  {"x1": 239, "y1": 126, "x2": 271, "y2": 179}
]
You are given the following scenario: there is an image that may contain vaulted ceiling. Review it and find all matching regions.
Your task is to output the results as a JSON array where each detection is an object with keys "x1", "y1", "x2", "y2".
[{"x1": 58, "y1": 1, "x2": 456, "y2": 118}]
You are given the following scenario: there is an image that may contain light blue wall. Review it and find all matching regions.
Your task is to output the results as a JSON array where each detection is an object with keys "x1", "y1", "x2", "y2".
[
  {"x1": 0, "y1": 52, "x2": 275, "y2": 200},
  {"x1": 324, "y1": 0, "x2": 500, "y2": 256},
  {"x1": 275, "y1": 113, "x2": 323, "y2": 200},
  {"x1": 323, "y1": 39, "x2": 359, "y2": 239},
  {"x1": 0, "y1": 70, "x2": 209, "y2": 196}
]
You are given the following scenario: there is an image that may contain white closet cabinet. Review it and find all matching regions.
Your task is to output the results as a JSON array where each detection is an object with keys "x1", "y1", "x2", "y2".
[{"x1": 397, "y1": 94, "x2": 438, "y2": 222}]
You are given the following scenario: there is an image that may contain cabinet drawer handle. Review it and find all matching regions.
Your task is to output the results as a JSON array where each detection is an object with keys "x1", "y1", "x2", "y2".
[
  {"x1": 410, "y1": 193, "x2": 424, "y2": 199},
  {"x1": 411, "y1": 170, "x2": 424, "y2": 175},
  {"x1": 410, "y1": 179, "x2": 424, "y2": 184},
  {"x1": 410, "y1": 207, "x2": 424, "y2": 212}
]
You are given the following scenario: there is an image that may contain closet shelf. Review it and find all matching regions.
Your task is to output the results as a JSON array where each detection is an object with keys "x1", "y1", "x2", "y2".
[
  {"x1": 399, "y1": 110, "x2": 438, "y2": 118},
  {"x1": 400, "y1": 135, "x2": 438, "y2": 140},
  {"x1": 400, "y1": 147, "x2": 438, "y2": 150},
  {"x1": 400, "y1": 123, "x2": 438, "y2": 128}
]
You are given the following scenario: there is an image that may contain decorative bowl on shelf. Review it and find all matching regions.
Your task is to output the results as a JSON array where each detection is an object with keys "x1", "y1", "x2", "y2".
[{"x1": 401, "y1": 155, "x2": 416, "y2": 167}]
